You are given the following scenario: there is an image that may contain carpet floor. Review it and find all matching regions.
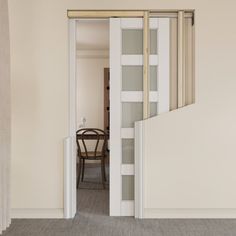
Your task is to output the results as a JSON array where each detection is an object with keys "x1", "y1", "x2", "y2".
[{"x1": 3, "y1": 164, "x2": 236, "y2": 236}]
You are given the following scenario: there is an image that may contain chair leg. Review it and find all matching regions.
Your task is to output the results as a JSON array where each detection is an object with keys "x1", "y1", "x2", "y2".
[
  {"x1": 103, "y1": 158, "x2": 106, "y2": 182},
  {"x1": 77, "y1": 159, "x2": 82, "y2": 189},
  {"x1": 101, "y1": 159, "x2": 105, "y2": 189},
  {"x1": 81, "y1": 159, "x2": 85, "y2": 182}
]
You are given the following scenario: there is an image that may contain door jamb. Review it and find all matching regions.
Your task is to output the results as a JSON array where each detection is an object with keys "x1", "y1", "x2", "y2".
[{"x1": 64, "y1": 18, "x2": 77, "y2": 219}]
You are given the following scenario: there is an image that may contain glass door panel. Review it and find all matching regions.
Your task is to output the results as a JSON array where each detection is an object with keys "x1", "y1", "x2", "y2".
[
  {"x1": 122, "y1": 29, "x2": 143, "y2": 54},
  {"x1": 122, "y1": 66, "x2": 143, "y2": 91}
]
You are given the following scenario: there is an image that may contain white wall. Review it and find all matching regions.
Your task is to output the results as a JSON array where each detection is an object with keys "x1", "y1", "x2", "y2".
[
  {"x1": 77, "y1": 57, "x2": 109, "y2": 129},
  {"x1": 8, "y1": 0, "x2": 236, "y2": 218},
  {"x1": 142, "y1": 2, "x2": 236, "y2": 217},
  {"x1": 0, "y1": 0, "x2": 11, "y2": 231}
]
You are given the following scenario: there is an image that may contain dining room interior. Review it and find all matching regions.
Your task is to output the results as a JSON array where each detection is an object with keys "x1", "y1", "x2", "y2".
[{"x1": 76, "y1": 19, "x2": 110, "y2": 215}]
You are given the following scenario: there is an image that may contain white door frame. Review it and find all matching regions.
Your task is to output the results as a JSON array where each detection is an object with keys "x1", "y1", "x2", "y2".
[
  {"x1": 65, "y1": 16, "x2": 145, "y2": 218},
  {"x1": 65, "y1": 13, "x2": 171, "y2": 219},
  {"x1": 64, "y1": 18, "x2": 77, "y2": 219},
  {"x1": 65, "y1": 17, "x2": 127, "y2": 218}
]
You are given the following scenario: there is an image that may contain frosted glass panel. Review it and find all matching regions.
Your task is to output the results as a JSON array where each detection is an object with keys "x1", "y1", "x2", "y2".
[
  {"x1": 150, "y1": 66, "x2": 157, "y2": 91},
  {"x1": 150, "y1": 29, "x2": 157, "y2": 54},
  {"x1": 122, "y1": 29, "x2": 156, "y2": 55},
  {"x1": 122, "y1": 103, "x2": 143, "y2": 128},
  {"x1": 122, "y1": 175, "x2": 134, "y2": 200},
  {"x1": 122, "y1": 139, "x2": 134, "y2": 164},
  {"x1": 122, "y1": 66, "x2": 143, "y2": 91},
  {"x1": 122, "y1": 29, "x2": 143, "y2": 54},
  {"x1": 150, "y1": 102, "x2": 157, "y2": 117}
]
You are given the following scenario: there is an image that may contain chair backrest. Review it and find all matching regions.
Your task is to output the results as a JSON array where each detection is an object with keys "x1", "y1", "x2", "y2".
[{"x1": 76, "y1": 128, "x2": 107, "y2": 159}]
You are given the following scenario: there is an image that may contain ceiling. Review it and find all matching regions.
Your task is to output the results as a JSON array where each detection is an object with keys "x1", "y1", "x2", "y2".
[{"x1": 76, "y1": 20, "x2": 109, "y2": 50}]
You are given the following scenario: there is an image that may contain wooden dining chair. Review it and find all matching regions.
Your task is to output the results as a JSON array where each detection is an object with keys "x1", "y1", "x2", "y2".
[{"x1": 76, "y1": 128, "x2": 107, "y2": 189}]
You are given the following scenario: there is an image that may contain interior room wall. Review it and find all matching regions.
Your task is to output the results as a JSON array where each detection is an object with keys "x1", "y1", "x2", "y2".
[
  {"x1": 8, "y1": 0, "x2": 236, "y2": 217},
  {"x1": 0, "y1": 0, "x2": 11, "y2": 231},
  {"x1": 77, "y1": 57, "x2": 109, "y2": 130},
  {"x1": 142, "y1": 2, "x2": 236, "y2": 217}
]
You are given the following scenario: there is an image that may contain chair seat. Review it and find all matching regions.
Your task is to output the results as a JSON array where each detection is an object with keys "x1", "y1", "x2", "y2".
[{"x1": 80, "y1": 151, "x2": 103, "y2": 159}]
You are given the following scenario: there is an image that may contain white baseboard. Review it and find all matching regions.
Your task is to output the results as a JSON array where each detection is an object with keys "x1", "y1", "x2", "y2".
[
  {"x1": 143, "y1": 208, "x2": 236, "y2": 219},
  {"x1": 11, "y1": 208, "x2": 64, "y2": 219}
]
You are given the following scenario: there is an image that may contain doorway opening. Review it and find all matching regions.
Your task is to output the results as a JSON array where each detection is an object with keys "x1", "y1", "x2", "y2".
[
  {"x1": 66, "y1": 10, "x2": 195, "y2": 219},
  {"x1": 76, "y1": 19, "x2": 110, "y2": 216}
]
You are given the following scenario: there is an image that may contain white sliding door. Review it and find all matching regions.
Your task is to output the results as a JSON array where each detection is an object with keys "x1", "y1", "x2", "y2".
[
  {"x1": 110, "y1": 17, "x2": 169, "y2": 216},
  {"x1": 110, "y1": 18, "x2": 144, "y2": 216}
]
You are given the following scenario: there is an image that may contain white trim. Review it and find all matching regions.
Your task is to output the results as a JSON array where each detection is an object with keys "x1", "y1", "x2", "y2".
[
  {"x1": 69, "y1": 19, "x2": 77, "y2": 141},
  {"x1": 158, "y1": 18, "x2": 170, "y2": 114},
  {"x1": 121, "y1": 55, "x2": 143, "y2": 65},
  {"x1": 121, "y1": 55, "x2": 158, "y2": 66},
  {"x1": 11, "y1": 209, "x2": 64, "y2": 219},
  {"x1": 149, "y1": 55, "x2": 159, "y2": 66},
  {"x1": 149, "y1": 91, "x2": 158, "y2": 102},
  {"x1": 64, "y1": 137, "x2": 72, "y2": 218},
  {"x1": 77, "y1": 49, "x2": 109, "y2": 58},
  {"x1": 121, "y1": 91, "x2": 158, "y2": 102},
  {"x1": 65, "y1": 19, "x2": 77, "y2": 219},
  {"x1": 110, "y1": 18, "x2": 122, "y2": 216},
  {"x1": 121, "y1": 91, "x2": 143, "y2": 102},
  {"x1": 121, "y1": 128, "x2": 134, "y2": 138},
  {"x1": 121, "y1": 164, "x2": 135, "y2": 175},
  {"x1": 134, "y1": 121, "x2": 144, "y2": 218},
  {"x1": 143, "y1": 209, "x2": 236, "y2": 219},
  {"x1": 121, "y1": 201, "x2": 135, "y2": 216}
]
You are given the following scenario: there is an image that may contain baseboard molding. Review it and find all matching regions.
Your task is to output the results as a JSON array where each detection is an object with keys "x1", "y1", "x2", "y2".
[
  {"x1": 11, "y1": 208, "x2": 64, "y2": 219},
  {"x1": 143, "y1": 208, "x2": 236, "y2": 219}
]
